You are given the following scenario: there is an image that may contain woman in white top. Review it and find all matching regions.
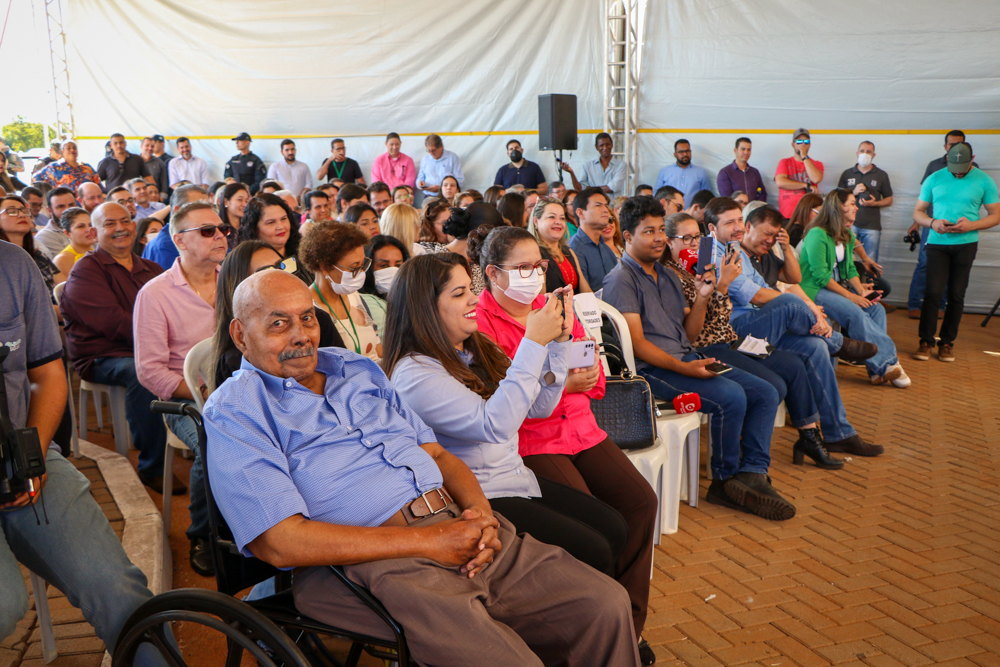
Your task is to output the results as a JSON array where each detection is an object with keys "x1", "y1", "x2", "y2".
[
  {"x1": 382, "y1": 253, "x2": 628, "y2": 588},
  {"x1": 299, "y1": 221, "x2": 382, "y2": 362}
]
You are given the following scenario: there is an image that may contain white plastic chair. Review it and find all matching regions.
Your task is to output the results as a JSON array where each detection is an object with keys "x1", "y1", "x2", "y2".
[
  {"x1": 51, "y1": 283, "x2": 79, "y2": 459},
  {"x1": 593, "y1": 300, "x2": 702, "y2": 536},
  {"x1": 162, "y1": 339, "x2": 214, "y2": 531},
  {"x1": 30, "y1": 572, "x2": 57, "y2": 663}
]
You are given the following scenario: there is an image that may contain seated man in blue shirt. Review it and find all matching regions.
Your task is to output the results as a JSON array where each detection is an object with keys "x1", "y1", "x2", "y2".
[
  {"x1": 738, "y1": 204, "x2": 884, "y2": 458},
  {"x1": 568, "y1": 187, "x2": 619, "y2": 289},
  {"x1": 601, "y1": 196, "x2": 794, "y2": 521},
  {"x1": 141, "y1": 184, "x2": 211, "y2": 269},
  {"x1": 704, "y1": 197, "x2": 876, "y2": 367},
  {"x1": 203, "y1": 269, "x2": 638, "y2": 667}
]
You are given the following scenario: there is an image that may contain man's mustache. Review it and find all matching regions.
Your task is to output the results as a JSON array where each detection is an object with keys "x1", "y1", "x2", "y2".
[{"x1": 278, "y1": 345, "x2": 315, "y2": 362}]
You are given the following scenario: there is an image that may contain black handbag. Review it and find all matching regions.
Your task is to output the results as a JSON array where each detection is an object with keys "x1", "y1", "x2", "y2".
[{"x1": 590, "y1": 347, "x2": 658, "y2": 451}]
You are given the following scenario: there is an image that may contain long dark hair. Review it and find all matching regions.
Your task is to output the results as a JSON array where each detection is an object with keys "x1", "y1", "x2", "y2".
[
  {"x1": 806, "y1": 189, "x2": 853, "y2": 245},
  {"x1": 496, "y1": 192, "x2": 526, "y2": 228},
  {"x1": 237, "y1": 193, "x2": 302, "y2": 257},
  {"x1": 419, "y1": 197, "x2": 450, "y2": 242},
  {"x1": 361, "y1": 235, "x2": 411, "y2": 296},
  {"x1": 133, "y1": 217, "x2": 161, "y2": 255},
  {"x1": 211, "y1": 240, "x2": 275, "y2": 386},
  {"x1": 221, "y1": 182, "x2": 250, "y2": 224},
  {"x1": 0, "y1": 195, "x2": 35, "y2": 255},
  {"x1": 381, "y1": 253, "x2": 511, "y2": 399}
]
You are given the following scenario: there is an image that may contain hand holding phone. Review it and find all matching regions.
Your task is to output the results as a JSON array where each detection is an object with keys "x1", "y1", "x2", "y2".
[
  {"x1": 863, "y1": 291, "x2": 883, "y2": 303},
  {"x1": 705, "y1": 361, "x2": 733, "y2": 375}
]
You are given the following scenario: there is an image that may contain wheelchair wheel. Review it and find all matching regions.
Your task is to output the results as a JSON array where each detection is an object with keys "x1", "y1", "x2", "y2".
[{"x1": 112, "y1": 589, "x2": 311, "y2": 667}]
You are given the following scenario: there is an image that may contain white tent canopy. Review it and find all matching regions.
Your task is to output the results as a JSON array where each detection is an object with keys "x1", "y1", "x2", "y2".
[{"x1": 66, "y1": 0, "x2": 1000, "y2": 309}]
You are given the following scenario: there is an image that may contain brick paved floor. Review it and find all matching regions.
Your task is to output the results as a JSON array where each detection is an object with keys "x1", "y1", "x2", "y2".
[
  {"x1": 645, "y1": 312, "x2": 1000, "y2": 665},
  {"x1": 6, "y1": 310, "x2": 999, "y2": 666}
]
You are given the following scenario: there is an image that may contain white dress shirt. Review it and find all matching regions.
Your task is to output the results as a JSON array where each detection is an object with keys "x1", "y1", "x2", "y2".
[
  {"x1": 167, "y1": 156, "x2": 210, "y2": 187},
  {"x1": 266, "y1": 160, "x2": 313, "y2": 194}
]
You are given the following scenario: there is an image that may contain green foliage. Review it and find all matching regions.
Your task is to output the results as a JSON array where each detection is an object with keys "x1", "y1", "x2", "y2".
[{"x1": 1, "y1": 117, "x2": 55, "y2": 152}]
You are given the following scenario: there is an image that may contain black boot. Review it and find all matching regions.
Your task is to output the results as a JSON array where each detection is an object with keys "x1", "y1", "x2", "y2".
[{"x1": 792, "y1": 427, "x2": 844, "y2": 469}]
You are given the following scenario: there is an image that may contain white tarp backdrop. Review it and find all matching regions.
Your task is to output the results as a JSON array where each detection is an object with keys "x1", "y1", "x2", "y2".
[{"x1": 66, "y1": 0, "x2": 1000, "y2": 310}]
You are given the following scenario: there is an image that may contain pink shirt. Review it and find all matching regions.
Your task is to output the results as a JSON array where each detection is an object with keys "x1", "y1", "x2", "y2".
[
  {"x1": 775, "y1": 156, "x2": 825, "y2": 218},
  {"x1": 476, "y1": 289, "x2": 606, "y2": 457},
  {"x1": 133, "y1": 258, "x2": 217, "y2": 399},
  {"x1": 371, "y1": 152, "x2": 416, "y2": 190}
]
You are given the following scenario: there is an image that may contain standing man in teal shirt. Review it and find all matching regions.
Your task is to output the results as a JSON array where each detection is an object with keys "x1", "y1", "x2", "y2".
[{"x1": 912, "y1": 142, "x2": 1000, "y2": 362}]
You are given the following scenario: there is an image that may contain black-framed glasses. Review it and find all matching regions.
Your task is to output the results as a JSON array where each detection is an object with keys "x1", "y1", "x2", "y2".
[
  {"x1": 496, "y1": 260, "x2": 549, "y2": 278},
  {"x1": 254, "y1": 257, "x2": 297, "y2": 274},
  {"x1": 113, "y1": 197, "x2": 137, "y2": 205},
  {"x1": 671, "y1": 234, "x2": 702, "y2": 244},
  {"x1": 1, "y1": 207, "x2": 30, "y2": 217},
  {"x1": 177, "y1": 223, "x2": 233, "y2": 238},
  {"x1": 795, "y1": 139, "x2": 811, "y2": 145},
  {"x1": 333, "y1": 256, "x2": 372, "y2": 278}
]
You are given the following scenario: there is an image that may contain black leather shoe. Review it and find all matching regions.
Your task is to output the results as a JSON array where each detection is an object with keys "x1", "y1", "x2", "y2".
[
  {"x1": 638, "y1": 638, "x2": 656, "y2": 665},
  {"x1": 137, "y1": 471, "x2": 188, "y2": 496},
  {"x1": 723, "y1": 472, "x2": 796, "y2": 521},
  {"x1": 189, "y1": 538, "x2": 215, "y2": 577},
  {"x1": 792, "y1": 428, "x2": 844, "y2": 469},
  {"x1": 705, "y1": 479, "x2": 749, "y2": 514},
  {"x1": 834, "y1": 337, "x2": 878, "y2": 362},
  {"x1": 824, "y1": 434, "x2": 884, "y2": 457}
]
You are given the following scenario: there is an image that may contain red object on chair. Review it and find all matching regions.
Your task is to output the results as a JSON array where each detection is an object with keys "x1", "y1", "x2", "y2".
[
  {"x1": 678, "y1": 248, "x2": 698, "y2": 274},
  {"x1": 673, "y1": 392, "x2": 701, "y2": 414}
]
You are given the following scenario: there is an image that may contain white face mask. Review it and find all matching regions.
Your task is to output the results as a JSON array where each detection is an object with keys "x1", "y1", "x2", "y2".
[
  {"x1": 145, "y1": 231, "x2": 159, "y2": 242},
  {"x1": 373, "y1": 266, "x2": 399, "y2": 295},
  {"x1": 857, "y1": 153, "x2": 873, "y2": 168},
  {"x1": 327, "y1": 269, "x2": 366, "y2": 295},
  {"x1": 496, "y1": 267, "x2": 544, "y2": 304}
]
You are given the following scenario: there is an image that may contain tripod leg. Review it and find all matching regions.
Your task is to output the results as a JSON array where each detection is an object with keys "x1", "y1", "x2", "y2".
[{"x1": 981, "y1": 294, "x2": 1000, "y2": 327}]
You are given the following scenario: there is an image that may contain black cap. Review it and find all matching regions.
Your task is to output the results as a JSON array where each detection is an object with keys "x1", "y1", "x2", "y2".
[
  {"x1": 151, "y1": 134, "x2": 166, "y2": 142},
  {"x1": 232, "y1": 133, "x2": 252, "y2": 142}
]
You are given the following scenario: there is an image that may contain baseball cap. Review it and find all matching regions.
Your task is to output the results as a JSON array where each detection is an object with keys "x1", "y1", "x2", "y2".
[
  {"x1": 792, "y1": 128, "x2": 810, "y2": 141},
  {"x1": 233, "y1": 132, "x2": 252, "y2": 142},
  {"x1": 151, "y1": 134, "x2": 166, "y2": 142},
  {"x1": 947, "y1": 142, "x2": 972, "y2": 174}
]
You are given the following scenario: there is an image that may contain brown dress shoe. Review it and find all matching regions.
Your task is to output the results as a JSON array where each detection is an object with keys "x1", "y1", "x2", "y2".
[
  {"x1": 834, "y1": 337, "x2": 878, "y2": 362},
  {"x1": 908, "y1": 309, "x2": 921, "y2": 319},
  {"x1": 825, "y1": 434, "x2": 884, "y2": 456},
  {"x1": 913, "y1": 342, "x2": 932, "y2": 361},
  {"x1": 938, "y1": 343, "x2": 955, "y2": 362}
]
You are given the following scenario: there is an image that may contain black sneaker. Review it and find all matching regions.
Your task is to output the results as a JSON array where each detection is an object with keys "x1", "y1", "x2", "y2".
[
  {"x1": 723, "y1": 472, "x2": 796, "y2": 521},
  {"x1": 705, "y1": 479, "x2": 751, "y2": 514},
  {"x1": 189, "y1": 537, "x2": 215, "y2": 577}
]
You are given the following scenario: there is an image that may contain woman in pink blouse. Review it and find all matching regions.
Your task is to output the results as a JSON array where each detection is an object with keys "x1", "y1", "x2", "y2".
[
  {"x1": 370, "y1": 132, "x2": 416, "y2": 190},
  {"x1": 474, "y1": 225, "x2": 657, "y2": 663}
]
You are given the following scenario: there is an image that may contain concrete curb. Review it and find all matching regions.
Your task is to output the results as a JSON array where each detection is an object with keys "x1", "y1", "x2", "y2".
[{"x1": 77, "y1": 441, "x2": 172, "y2": 595}]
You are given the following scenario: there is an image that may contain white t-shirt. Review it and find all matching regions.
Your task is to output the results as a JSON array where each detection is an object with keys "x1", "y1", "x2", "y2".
[{"x1": 835, "y1": 243, "x2": 845, "y2": 263}]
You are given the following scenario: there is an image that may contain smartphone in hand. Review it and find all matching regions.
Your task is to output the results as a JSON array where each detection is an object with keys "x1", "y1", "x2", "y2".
[
  {"x1": 697, "y1": 236, "x2": 715, "y2": 275},
  {"x1": 705, "y1": 362, "x2": 733, "y2": 375},
  {"x1": 863, "y1": 291, "x2": 883, "y2": 303}
]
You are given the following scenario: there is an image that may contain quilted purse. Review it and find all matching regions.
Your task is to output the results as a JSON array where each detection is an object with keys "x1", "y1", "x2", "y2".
[{"x1": 590, "y1": 345, "x2": 658, "y2": 451}]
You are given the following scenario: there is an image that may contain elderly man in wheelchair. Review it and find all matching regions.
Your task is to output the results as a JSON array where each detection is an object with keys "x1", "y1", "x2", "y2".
[{"x1": 121, "y1": 269, "x2": 640, "y2": 667}]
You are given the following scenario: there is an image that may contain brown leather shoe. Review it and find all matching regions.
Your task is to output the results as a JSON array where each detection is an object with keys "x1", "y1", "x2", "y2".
[
  {"x1": 825, "y1": 434, "x2": 884, "y2": 457},
  {"x1": 834, "y1": 337, "x2": 878, "y2": 362},
  {"x1": 938, "y1": 343, "x2": 955, "y2": 362},
  {"x1": 913, "y1": 342, "x2": 932, "y2": 361},
  {"x1": 908, "y1": 309, "x2": 921, "y2": 319}
]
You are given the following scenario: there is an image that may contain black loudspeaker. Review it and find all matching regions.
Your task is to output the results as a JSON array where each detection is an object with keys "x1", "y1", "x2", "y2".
[{"x1": 538, "y1": 94, "x2": 578, "y2": 151}]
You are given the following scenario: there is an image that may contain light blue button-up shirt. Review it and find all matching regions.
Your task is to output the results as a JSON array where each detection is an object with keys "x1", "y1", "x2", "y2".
[
  {"x1": 390, "y1": 339, "x2": 570, "y2": 499},
  {"x1": 204, "y1": 348, "x2": 443, "y2": 558},
  {"x1": 654, "y1": 163, "x2": 713, "y2": 199},
  {"x1": 711, "y1": 237, "x2": 767, "y2": 320},
  {"x1": 416, "y1": 149, "x2": 464, "y2": 196},
  {"x1": 579, "y1": 157, "x2": 625, "y2": 197}
]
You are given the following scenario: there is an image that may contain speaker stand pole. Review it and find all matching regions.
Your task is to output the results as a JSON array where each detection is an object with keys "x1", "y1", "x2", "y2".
[{"x1": 556, "y1": 149, "x2": 564, "y2": 184}]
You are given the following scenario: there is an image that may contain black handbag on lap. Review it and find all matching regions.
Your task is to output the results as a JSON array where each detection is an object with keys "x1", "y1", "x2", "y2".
[{"x1": 591, "y1": 345, "x2": 658, "y2": 451}]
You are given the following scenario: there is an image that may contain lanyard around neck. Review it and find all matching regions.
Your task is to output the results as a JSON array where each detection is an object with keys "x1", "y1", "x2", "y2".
[
  {"x1": 331, "y1": 159, "x2": 347, "y2": 180},
  {"x1": 312, "y1": 283, "x2": 361, "y2": 354}
]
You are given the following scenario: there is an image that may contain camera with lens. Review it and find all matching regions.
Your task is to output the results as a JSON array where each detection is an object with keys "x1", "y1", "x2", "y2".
[
  {"x1": 903, "y1": 230, "x2": 921, "y2": 252},
  {"x1": 0, "y1": 346, "x2": 47, "y2": 505}
]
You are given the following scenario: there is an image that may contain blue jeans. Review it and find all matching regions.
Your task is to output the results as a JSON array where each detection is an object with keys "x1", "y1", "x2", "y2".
[
  {"x1": 777, "y1": 335, "x2": 856, "y2": 442},
  {"x1": 908, "y1": 226, "x2": 948, "y2": 311},
  {"x1": 0, "y1": 450, "x2": 167, "y2": 667},
  {"x1": 814, "y1": 290, "x2": 898, "y2": 378},
  {"x1": 854, "y1": 227, "x2": 881, "y2": 262},
  {"x1": 165, "y1": 400, "x2": 209, "y2": 542},
  {"x1": 710, "y1": 347, "x2": 820, "y2": 429},
  {"x1": 640, "y1": 349, "x2": 778, "y2": 480},
  {"x1": 90, "y1": 357, "x2": 166, "y2": 476},
  {"x1": 731, "y1": 294, "x2": 843, "y2": 355}
]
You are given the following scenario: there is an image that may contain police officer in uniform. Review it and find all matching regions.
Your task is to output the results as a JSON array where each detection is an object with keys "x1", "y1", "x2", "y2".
[{"x1": 224, "y1": 132, "x2": 267, "y2": 193}]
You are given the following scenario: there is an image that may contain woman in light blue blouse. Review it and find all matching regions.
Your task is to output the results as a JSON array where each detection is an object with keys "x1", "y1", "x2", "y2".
[{"x1": 382, "y1": 252, "x2": 627, "y2": 578}]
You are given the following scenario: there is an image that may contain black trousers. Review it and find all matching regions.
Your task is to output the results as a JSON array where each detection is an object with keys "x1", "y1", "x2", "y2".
[
  {"x1": 489, "y1": 476, "x2": 627, "y2": 577},
  {"x1": 920, "y1": 242, "x2": 977, "y2": 346}
]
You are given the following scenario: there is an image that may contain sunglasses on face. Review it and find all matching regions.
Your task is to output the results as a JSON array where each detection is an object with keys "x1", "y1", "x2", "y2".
[
  {"x1": 795, "y1": 139, "x2": 811, "y2": 145},
  {"x1": 177, "y1": 223, "x2": 233, "y2": 238}
]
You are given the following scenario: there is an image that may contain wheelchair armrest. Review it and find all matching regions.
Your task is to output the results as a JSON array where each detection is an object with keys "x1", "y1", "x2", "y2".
[{"x1": 327, "y1": 565, "x2": 406, "y2": 644}]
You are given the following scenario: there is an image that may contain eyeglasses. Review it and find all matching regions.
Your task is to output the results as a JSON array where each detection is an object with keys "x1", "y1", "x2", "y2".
[
  {"x1": 254, "y1": 257, "x2": 298, "y2": 274},
  {"x1": 332, "y1": 256, "x2": 372, "y2": 278},
  {"x1": 177, "y1": 223, "x2": 233, "y2": 238},
  {"x1": 795, "y1": 139, "x2": 811, "y2": 145},
  {"x1": 671, "y1": 234, "x2": 702, "y2": 244},
  {"x1": 495, "y1": 260, "x2": 549, "y2": 278},
  {"x1": 1, "y1": 207, "x2": 30, "y2": 217},
  {"x1": 113, "y1": 197, "x2": 136, "y2": 205}
]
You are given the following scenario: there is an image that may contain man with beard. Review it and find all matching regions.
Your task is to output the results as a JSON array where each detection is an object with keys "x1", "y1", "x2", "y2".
[
  {"x1": 77, "y1": 182, "x2": 105, "y2": 214},
  {"x1": 654, "y1": 139, "x2": 712, "y2": 198},
  {"x1": 267, "y1": 139, "x2": 313, "y2": 196},
  {"x1": 139, "y1": 137, "x2": 170, "y2": 199},
  {"x1": 167, "y1": 137, "x2": 210, "y2": 189}
]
